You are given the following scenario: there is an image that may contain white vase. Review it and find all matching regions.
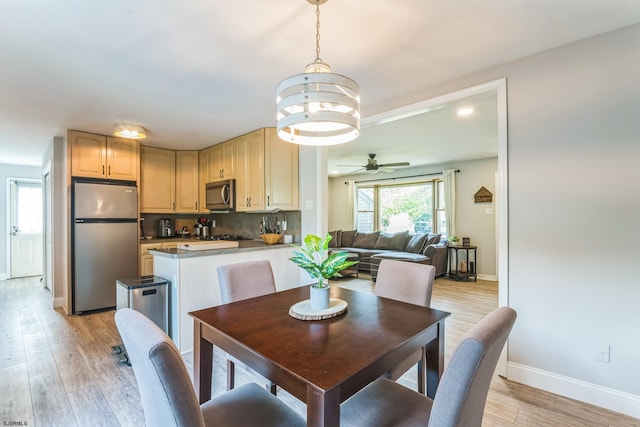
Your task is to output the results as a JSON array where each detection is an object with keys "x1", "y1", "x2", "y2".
[{"x1": 310, "y1": 284, "x2": 330, "y2": 310}]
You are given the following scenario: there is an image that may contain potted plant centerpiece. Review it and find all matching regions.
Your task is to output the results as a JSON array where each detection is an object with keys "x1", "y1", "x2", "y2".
[{"x1": 289, "y1": 233, "x2": 358, "y2": 310}]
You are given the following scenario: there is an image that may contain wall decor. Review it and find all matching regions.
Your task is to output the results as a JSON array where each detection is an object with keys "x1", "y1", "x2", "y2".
[{"x1": 474, "y1": 186, "x2": 493, "y2": 203}]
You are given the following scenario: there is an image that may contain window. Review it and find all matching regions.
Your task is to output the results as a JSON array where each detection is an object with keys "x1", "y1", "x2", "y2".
[
  {"x1": 15, "y1": 181, "x2": 42, "y2": 232},
  {"x1": 356, "y1": 179, "x2": 445, "y2": 235}
]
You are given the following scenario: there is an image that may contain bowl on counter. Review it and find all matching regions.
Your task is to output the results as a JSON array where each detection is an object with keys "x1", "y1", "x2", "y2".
[{"x1": 261, "y1": 233, "x2": 283, "y2": 245}]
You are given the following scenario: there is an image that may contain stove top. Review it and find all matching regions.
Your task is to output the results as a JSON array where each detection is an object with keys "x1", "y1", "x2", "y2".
[{"x1": 200, "y1": 234, "x2": 242, "y2": 241}]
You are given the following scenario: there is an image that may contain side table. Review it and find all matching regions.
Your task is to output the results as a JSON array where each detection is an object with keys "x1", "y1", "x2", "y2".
[{"x1": 448, "y1": 245, "x2": 477, "y2": 281}]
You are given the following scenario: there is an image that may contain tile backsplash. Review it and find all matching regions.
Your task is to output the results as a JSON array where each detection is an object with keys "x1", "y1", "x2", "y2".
[{"x1": 141, "y1": 211, "x2": 301, "y2": 242}]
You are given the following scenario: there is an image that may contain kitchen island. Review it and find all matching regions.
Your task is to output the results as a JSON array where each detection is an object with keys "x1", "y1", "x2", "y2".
[{"x1": 150, "y1": 240, "x2": 303, "y2": 353}]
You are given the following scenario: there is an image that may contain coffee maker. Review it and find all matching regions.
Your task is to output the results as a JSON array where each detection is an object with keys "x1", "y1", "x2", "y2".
[{"x1": 156, "y1": 218, "x2": 175, "y2": 237}]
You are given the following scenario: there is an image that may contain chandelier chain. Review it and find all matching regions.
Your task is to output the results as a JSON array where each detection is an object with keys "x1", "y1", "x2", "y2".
[{"x1": 314, "y1": 1, "x2": 322, "y2": 63}]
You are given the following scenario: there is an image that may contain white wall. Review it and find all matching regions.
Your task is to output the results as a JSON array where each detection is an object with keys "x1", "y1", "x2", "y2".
[
  {"x1": 363, "y1": 24, "x2": 640, "y2": 416},
  {"x1": 0, "y1": 163, "x2": 42, "y2": 279},
  {"x1": 328, "y1": 157, "x2": 498, "y2": 279}
]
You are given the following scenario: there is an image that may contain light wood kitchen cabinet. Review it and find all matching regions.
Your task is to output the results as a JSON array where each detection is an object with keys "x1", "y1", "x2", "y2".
[
  {"x1": 235, "y1": 129, "x2": 265, "y2": 211},
  {"x1": 175, "y1": 151, "x2": 199, "y2": 213},
  {"x1": 265, "y1": 128, "x2": 299, "y2": 210},
  {"x1": 140, "y1": 146, "x2": 176, "y2": 213},
  {"x1": 140, "y1": 241, "x2": 180, "y2": 275},
  {"x1": 198, "y1": 147, "x2": 212, "y2": 213},
  {"x1": 70, "y1": 131, "x2": 138, "y2": 181},
  {"x1": 210, "y1": 140, "x2": 235, "y2": 180}
]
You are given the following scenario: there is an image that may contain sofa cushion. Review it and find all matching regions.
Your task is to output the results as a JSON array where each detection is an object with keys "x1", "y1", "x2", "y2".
[
  {"x1": 341, "y1": 230, "x2": 357, "y2": 247},
  {"x1": 404, "y1": 233, "x2": 429, "y2": 253},
  {"x1": 353, "y1": 231, "x2": 380, "y2": 248},
  {"x1": 375, "y1": 231, "x2": 410, "y2": 251},
  {"x1": 425, "y1": 233, "x2": 441, "y2": 246},
  {"x1": 328, "y1": 230, "x2": 342, "y2": 248}
]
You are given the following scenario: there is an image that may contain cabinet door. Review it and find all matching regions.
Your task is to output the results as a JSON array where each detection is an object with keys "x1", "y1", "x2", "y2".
[
  {"x1": 221, "y1": 140, "x2": 235, "y2": 179},
  {"x1": 210, "y1": 144, "x2": 223, "y2": 180},
  {"x1": 140, "y1": 146, "x2": 176, "y2": 213},
  {"x1": 140, "y1": 254, "x2": 154, "y2": 276},
  {"x1": 106, "y1": 136, "x2": 138, "y2": 181},
  {"x1": 265, "y1": 128, "x2": 299, "y2": 210},
  {"x1": 175, "y1": 151, "x2": 199, "y2": 213},
  {"x1": 198, "y1": 147, "x2": 212, "y2": 213},
  {"x1": 235, "y1": 129, "x2": 265, "y2": 212},
  {"x1": 70, "y1": 131, "x2": 106, "y2": 178}
]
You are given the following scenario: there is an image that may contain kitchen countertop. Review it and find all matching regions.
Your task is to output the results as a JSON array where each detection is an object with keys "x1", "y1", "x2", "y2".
[{"x1": 148, "y1": 239, "x2": 292, "y2": 258}]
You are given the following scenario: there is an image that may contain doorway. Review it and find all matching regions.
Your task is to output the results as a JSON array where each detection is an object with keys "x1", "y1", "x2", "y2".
[{"x1": 8, "y1": 178, "x2": 43, "y2": 278}]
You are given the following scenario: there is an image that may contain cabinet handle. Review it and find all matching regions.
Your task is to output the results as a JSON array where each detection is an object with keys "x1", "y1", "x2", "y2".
[
  {"x1": 173, "y1": 202, "x2": 175, "y2": 211},
  {"x1": 195, "y1": 201, "x2": 198, "y2": 210},
  {"x1": 267, "y1": 195, "x2": 270, "y2": 207},
  {"x1": 108, "y1": 165, "x2": 111, "y2": 176},
  {"x1": 102, "y1": 165, "x2": 105, "y2": 175}
]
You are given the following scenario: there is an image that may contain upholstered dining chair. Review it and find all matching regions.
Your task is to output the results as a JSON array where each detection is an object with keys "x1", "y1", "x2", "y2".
[
  {"x1": 114, "y1": 308, "x2": 305, "y2": 427},
  {"x1": 217, "y1": 260, "x2": 278, "y2": 394},
  {"x1": 375, "y1": 259, "x2": 436, "y2": 394},
  {"x1": 341, "y1": 306, "x2": 517, "y2": 427}
]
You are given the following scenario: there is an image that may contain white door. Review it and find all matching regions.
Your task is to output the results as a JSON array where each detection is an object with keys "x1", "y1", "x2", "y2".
[{"x1": 9, "y1": 179, "x2": 43, "y2": 278}]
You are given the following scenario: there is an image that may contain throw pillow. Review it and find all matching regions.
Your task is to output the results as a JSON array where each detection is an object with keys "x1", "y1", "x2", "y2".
[
  {"x1": 340, "y1": 230, "x2": 357, "y2": 247},
  {"x1": 404, "y1": 233, "x2": 429, "y2": 253},
  {"x1": 328, "y1": 230, "x2": 342, "y2": 248},
  {"x1": 425, "y1": 233, "x2": 441, "y2": 246},
  {"x1": 352, "y1": 231, "x2": 380, "y2": 248},
  {"x1": 375, "y1": 231, "x2": 410, "y2": 251}
]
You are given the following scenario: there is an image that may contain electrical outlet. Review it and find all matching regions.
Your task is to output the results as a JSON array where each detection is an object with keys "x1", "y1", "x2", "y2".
[{"x1": 595, "y1": 344, "x2": 610, "y2": 363}]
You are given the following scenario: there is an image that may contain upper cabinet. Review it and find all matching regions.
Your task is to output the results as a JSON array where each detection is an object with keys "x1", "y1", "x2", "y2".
[
  {"x1": 70, "y1": 130, "x2": 138, "y2": 181},
  {"x1": 175, "y1": 151, "x2": 199, "y2": 213},
  {"x1": 265, "y1": 128, "x2": 299, "y2": 211},
  {"x1": 140, "y1": 146, "x2": 176, "y2": 213},
  {"x1": 235, "y1": 128, "x2": 299, "y2": 212},
  {"x1": 210, "y1": 140, "x2": 235, "y2": 180}
]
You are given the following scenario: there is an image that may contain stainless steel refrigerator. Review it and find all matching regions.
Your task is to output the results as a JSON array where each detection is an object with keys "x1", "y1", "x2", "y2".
[{"x1": 72, "y1": 179, "x2": 138, "y2": 314}]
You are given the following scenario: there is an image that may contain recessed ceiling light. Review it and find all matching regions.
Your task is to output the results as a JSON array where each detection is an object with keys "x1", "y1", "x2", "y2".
[
  {"x1": 330, "y1": 170, "x2": 339, "y2": 175},
  {"x1": 457, "y1": 107, "x2": 474, "y2": 116}
]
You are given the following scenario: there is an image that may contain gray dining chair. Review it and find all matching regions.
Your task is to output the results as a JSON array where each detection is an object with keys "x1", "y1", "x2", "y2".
[
  {"x1": 114, "y1": 308, "x2": 304, "y2": 427},
  {"x1": 217, "y1": 260, "x2": 278, "y2": 394},
  {"x1": 375, "y1": 259, "x2": 436, "y2": 394},
  {"x1": 341, "y1": 306, "x2": 517, "y2": 427}
]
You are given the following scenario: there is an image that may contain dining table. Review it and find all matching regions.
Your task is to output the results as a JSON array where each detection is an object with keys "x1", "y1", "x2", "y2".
[{"x1": 189, "y1": 285, "x2": 450, "y2": 427}]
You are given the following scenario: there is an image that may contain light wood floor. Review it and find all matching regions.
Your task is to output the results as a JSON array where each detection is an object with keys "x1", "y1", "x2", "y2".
[{"x1": 1, "y1": 275, "x2": 637, "y2": 426}]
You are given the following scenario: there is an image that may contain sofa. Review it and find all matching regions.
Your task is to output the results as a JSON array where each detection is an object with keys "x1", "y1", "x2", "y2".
[{"x1": 329, "y1": 230, "x2": 449, "y2": 278}]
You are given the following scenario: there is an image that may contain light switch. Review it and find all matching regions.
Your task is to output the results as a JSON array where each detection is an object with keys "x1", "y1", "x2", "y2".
[
  {"x1": 305, "y1": 200, "x2": 314, "y2": 210},
  {"x1": 485, "y1": 207, "x2": 493, "y2": 215}
]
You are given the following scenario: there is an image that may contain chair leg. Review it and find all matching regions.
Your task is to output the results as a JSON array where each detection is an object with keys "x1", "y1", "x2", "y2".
[
  {"x1": 268, "y1": 382, "x2": 277, "y2": 396},
  {"x1": 226, "y1": 359, "x2": 235, "y2": 391}
]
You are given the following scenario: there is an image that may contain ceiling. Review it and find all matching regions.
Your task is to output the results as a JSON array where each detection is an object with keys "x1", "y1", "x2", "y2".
[{"x1": 1, "y1": 1, "x2": 639, "y2": 170}]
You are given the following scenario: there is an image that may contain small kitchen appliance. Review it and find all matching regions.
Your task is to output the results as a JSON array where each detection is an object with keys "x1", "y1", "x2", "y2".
[{"x1": 156, "y1": 218, "x2": 175, "y2": 237}]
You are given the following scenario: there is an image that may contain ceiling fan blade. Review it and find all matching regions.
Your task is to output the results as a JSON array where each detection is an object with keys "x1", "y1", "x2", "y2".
[
  {"x1": 379, "y1": 167, "x2": 395, "y2": 173},
  {"x1": 379, "y1": 162, "x2": 410, "y2": 167},
  {"x1": 337, "y1": 164, "x2": 367, "y2": 167},
  {"x1": 349, "y1": 167, "x2": 366, "y2": 174}
]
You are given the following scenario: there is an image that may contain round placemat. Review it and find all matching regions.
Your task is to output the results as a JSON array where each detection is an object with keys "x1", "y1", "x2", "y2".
[{"x1": 289, "y1": 298, "x2": 348, "y2": 321}]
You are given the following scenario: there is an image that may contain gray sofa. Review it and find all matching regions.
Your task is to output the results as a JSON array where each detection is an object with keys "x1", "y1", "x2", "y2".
[{"x1": 329, "y1": 230, "x2": 449, "y2": 278}]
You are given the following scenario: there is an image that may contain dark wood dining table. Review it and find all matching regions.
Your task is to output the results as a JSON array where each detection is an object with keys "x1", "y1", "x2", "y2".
[{"x1": 189, "y1": 286, "x2": 450, "y2": 427}]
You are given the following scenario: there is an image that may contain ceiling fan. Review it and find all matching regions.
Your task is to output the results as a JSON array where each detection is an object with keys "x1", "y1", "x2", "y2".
[{"x1": 339, "y1": 153, "x2": 410, "y2": 174}]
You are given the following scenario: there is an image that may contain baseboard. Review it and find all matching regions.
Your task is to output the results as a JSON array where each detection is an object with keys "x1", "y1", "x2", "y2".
[
  {"x1": 477, "y1": 274, "x2": 497, "y2": 281},
  {"x1": 508, "y1": 362, "x2": 640, "y2": 419},
  {"x1": 53, "y1": 297, "x2": 65, "y2": 309}
]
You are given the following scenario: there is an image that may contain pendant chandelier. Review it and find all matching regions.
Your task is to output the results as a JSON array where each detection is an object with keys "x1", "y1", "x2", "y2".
[{"x1": 276, "y1": 0, "x2": 360, "y2": 146}]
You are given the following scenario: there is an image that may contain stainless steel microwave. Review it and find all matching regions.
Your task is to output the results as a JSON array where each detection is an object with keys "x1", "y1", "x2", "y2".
[{"x1": 206, "y1": 179, "x2": 235, "y2": 210}]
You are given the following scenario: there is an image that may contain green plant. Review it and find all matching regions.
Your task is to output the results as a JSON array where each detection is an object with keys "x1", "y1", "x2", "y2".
[
  {"x1": 449, "y1": 236, "x2": 459, "y2": 243},
  {"x1": 289, "y1": 234, "x2": 359, "y2": 288}
]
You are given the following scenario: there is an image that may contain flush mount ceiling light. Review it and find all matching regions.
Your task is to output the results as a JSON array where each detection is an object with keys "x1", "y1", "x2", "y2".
[
  {"x1": 114, "y1": 124, "x2": 147, "y2": 140},
  {"x1": 276, "y1": 0, "x2": 360, "y2": 146},
  {"x1": 457, "y1": 107, "x2": 474, "y2": 116}
]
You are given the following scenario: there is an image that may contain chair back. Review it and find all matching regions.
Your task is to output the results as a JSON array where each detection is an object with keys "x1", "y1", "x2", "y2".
[
  {"x1": 115, "y1": 308, "x2": 205, "y2": 427},
  {"x1": 429, "y1": 306, "x2": 517, "y2": 427},
  {"x1": 375, "y1": 259, "x2": 435, "y2": 307},
  {"x1": 217, "y1": 260, "x2": 276, "y2": 304}
]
